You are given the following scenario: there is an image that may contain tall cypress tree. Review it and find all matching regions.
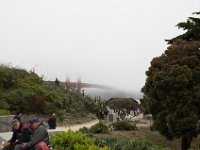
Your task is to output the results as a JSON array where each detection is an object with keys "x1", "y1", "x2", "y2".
[
  {"x1": 142, "y1": 40, "x2": 200, "y2": 150},
  {"x1": 142, "y1": 11, "x2": 200, "y2": 150}
]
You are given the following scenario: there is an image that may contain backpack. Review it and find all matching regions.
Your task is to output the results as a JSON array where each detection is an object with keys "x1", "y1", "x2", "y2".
[
  {"x1": 35, "y1": 141, "x2": 50, "y2": 150},
  {"x1": 21, "y1": 121, "x2": 33, "y2": 134},
  {"x1": 22, "y1": 122, "x2": 31, "y2": 129}
]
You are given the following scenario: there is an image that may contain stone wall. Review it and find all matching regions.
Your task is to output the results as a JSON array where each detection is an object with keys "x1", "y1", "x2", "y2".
[{"x1": 0, "y1": 115, "x2": 14, "y2": 132}]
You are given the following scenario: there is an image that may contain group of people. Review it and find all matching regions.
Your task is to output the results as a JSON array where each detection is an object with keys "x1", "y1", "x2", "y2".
[{"x1": 1, "y1": 113, "x2": 57, "y2": 150}]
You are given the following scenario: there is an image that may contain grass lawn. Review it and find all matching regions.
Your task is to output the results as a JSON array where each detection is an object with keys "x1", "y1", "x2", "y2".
[{"x1": 94, "y1": 125, "x2": 200, "y2": 150}]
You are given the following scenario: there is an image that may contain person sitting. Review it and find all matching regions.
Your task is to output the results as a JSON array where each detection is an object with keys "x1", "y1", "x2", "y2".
[
  {"x1": 19, "y1": 118, "x2": 50, "y2": 150},
  {"x1": 47, "y1": 113, "x2": 57, "y2": 129},
  {"x1": 2, "y1": 119, "x2": 33, "y2": 150},
  {"x1": 13, "y1": 113, "x2": 22, "y2": 121}
]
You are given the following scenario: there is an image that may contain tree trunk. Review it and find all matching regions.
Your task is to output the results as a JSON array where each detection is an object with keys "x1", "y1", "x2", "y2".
[{"x1": 181, "y1": 137, "x2": 192, "y2": 150}]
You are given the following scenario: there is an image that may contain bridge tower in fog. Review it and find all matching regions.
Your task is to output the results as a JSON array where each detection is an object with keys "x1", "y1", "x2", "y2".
[
  {"x1": 65, "y1": 77, "x2": 82, "y2": 92},
  {"x1": 76, "y1": 78, "x2": 81, "y2": 92},
  {"x1": 51, "y1": 78, "x2": 112, "y2": 91},
  {"x1": 65, "y1": 77, "x2": 70, "y2": 89}
]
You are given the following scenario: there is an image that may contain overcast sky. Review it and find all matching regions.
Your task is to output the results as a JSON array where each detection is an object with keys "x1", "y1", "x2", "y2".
[{"x1": 0, "y1": 0, "x2": 199, "y2": 93}]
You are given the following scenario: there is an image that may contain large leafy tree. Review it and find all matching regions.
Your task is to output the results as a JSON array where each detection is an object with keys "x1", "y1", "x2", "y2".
[
  {"x1": 167, "y1": 12, "x2": 200, "y2": 44},
  {"x1": 141, "y1": 40, "x2": 200, "y2": 150}
]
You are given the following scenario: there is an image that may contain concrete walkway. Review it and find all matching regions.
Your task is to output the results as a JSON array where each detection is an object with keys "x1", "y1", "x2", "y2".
[
  {"x1": 0, "y1": 119, "x2": 99, "y2": 142},
  {"x1": 55, "y1": 119, "x2": 99, "y2": 132}
]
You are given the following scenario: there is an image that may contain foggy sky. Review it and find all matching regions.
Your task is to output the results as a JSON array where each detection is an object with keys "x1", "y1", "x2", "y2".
[{"x1": 0, "y1": 0, "x2": 199, "y2": 94}]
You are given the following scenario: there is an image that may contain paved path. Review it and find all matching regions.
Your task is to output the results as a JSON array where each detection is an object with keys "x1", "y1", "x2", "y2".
[
  {"x1": 0, "y1": 119, "x2": 99, "y2": 142},
  {"x1": 55, "y1": 119, "x2": 99, "y2": 132}
]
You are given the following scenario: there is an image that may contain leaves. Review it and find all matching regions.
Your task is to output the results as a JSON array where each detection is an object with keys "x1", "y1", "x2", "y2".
[
  {"x1": 0, "y1": 65, "x2": 99, "y2": 115},
  {"x1": 167, "y1": 11, "x2": 200, "y2": 43},
  {"x1": 50, "y1": 131, "x2": 110, "y2": 150},
  {"x1": 141, "y1": 40, "x2": 200, "y2": 144}
]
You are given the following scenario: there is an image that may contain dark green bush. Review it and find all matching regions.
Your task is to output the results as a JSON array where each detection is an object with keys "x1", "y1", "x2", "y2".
[
  {"x1": 94, "y1": 136, "x2": 128, "y2": 150},
  {"x1": 90, "y1": 122, "x2": 108, "y2": 134},
  {"x1": 123, "y1": 140, "x2": 152, "y2": 150},
  {"x1": 112, "y1": 120, "x2": 136, "y2": 131},
  {"x1": 79, "y1": 127, "x2": 91, "y2": 134},
  {"x1": 123, "y1": 140, "x2": 169, "y2": 150},
  {"x1": 94, "y1": 136, "x2": 169, "y2": 150}
]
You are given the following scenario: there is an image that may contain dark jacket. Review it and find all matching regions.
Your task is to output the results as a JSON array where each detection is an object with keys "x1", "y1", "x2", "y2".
[
  {"x1": 9, "y1": 122, "x2": 32, "y2": 145},
  {"x1": 13, "y1": 115, "x2": 21, "y2": 121},
  {"x1": 27, "y1": 122, "x2": 49, "y2": 148},
  {"x1": 48, "y1": 116, "x2": 56, "y2": 129}
]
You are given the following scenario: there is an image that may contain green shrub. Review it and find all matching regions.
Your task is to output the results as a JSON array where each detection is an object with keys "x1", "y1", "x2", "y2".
[
  {"x1": 94, "y1": 136, "x2": 128, "y2": 150},
  {"x1": 95, "y1": 137, "x2": 169, "y2": 150},
  {"x1": 56, "y1": 110, "x2": 65, "y2": 121},
  {"x1": 90, "y1": 121, "x2": 108, "y2": 133},
  {"x1": 0, "y1": 109, "x2": 10, "y2": 116},
  {"x1": 88, "y1": 145, "x2": 110, "y2": 150},
  {"x1": 112, "y1": 120, "x2": 136, "y2": 131},
  {"x1": 123, "y1": 140, "x2": 169, "y2": 150},
  {"x1": 79, "y1": 127, "x2": 90, "y2": 134},
  {"x1": 50, "y1": 130, "x2": 110, "y2": 150},
  {"x1": 123, "y1": 140, "x2": 152, "y2": 150},
  {"x1": 50, "y1": 130, "x2": 92, "y2": 150}
]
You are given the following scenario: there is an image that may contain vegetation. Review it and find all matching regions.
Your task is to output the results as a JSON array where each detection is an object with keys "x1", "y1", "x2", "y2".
[
  {"x1": 112, "y1": 120, "x2": 136, "y2": 131},
  {"x1": 92, "y1": 128, "x2": 200, "y2": 150},
  {"x1": 90, "y1": 121, "x2": 109, "y2": 134},
  {"x1": 79, "y1": 127, "x2": 91, "y2": 134},
  {"x1": 0, "y1": 64, "x2": 105, "y2": 117},
  {"x1": 167, "y1": 12, "x2": 200, "y2": 44},
  {"x1": 0, "y1": 109, "x2": 10, "y2": 115},
  {"x1": 94, "y1": 136, "x2": 169, "y2": 150},
  {"x1": 94, "y1": 96, "x2": 108, "y2": 120},
  {"x1": 94, "y1": 136, "x2": 127, "y2": 150},
  {"x1": 50, "y1": 130, "x2": 110, "y2": 150},
  {"x1": 50, "y1": 130, "x2": 170, "y2": 150},
  {"x1": 0, "y1": 98, "x2": 10, "y2": 115},
  {"x1": 79, "y1": 121, "x2": 109, "y2": 134},
  {"x1": 141, "y1": 39, "x2": 200, "y2": 150},
  {"x1": 142, "y1": 9, "x2": 200, "y2": 150}
]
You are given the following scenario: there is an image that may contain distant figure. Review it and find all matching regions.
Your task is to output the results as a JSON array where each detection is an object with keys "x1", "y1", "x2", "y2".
[
  {"x1": 82, "y1": 89, "x2": 85, "y2": 98},
  {"x1": 13, "y1": 112, "x2": 22, "y2": 121},
  {"x1": 47, "y1": 113, "x2": 57, "y2": 129}
]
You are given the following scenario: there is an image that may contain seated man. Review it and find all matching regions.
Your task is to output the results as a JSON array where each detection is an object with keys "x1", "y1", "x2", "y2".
[
  {"x1": 19, "y1": 118, "x2": 50, "y2": 150},
  {"x1": 2, "y1": 119, "x2": 33, "y2": 150}
]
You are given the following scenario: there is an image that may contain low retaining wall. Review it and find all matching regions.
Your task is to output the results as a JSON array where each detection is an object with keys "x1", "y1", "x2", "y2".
[{"x1": 0, "y1": 115, "x2": 14, "y2": 132}]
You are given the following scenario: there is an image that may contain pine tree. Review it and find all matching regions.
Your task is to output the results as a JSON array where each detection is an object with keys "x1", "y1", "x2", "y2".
[{"x1": 167, "y1": 12, "x2": 200, "y2": 44}]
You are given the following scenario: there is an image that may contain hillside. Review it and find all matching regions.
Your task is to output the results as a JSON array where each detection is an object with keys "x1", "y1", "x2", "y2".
[{"x1": 0, "y1": 64, "x2": 104, "y2": 117}]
